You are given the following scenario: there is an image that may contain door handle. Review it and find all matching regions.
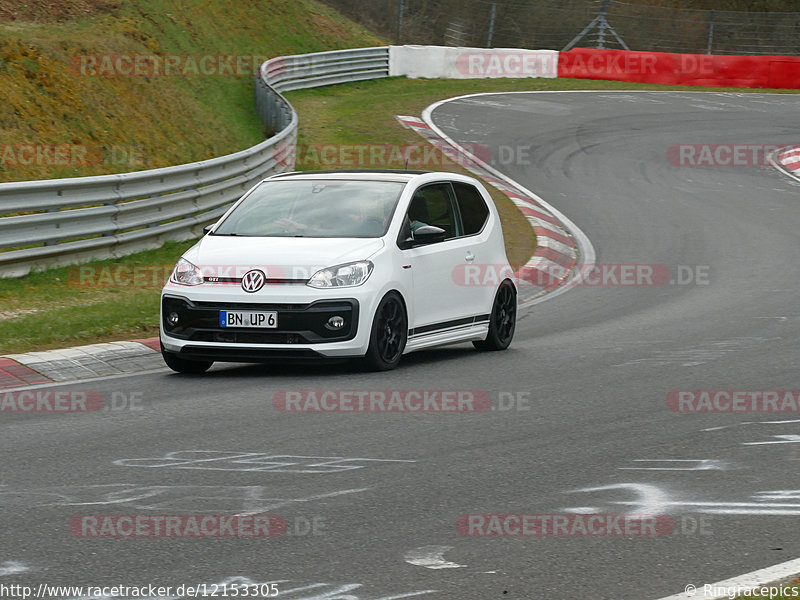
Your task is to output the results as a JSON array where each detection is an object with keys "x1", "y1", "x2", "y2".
[{"x1": 465, "y1": 251, "x2": 475, "y2": 263}]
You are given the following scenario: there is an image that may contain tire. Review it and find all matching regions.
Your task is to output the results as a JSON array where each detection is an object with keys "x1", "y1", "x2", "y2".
[
  {"x1": 473, "y1": 280, "x2": 516, "y2": 351},
  {"x1": 161, "y1": 343, "x2": 213, "y2": 374},
  {"x1": 362, "y1": 292, "x2": 408, "y2": 371}
]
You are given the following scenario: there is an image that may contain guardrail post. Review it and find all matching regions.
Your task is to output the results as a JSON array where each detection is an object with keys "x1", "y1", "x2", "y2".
[
  {"x1": 487, "y1": 0, "x2": 497, "y2": 48},
  {"x1": 396, "y1": 0, "x2": 404, "y2": 45},
  {"x1": 44, "y1": 204, "x2": 58, "y2": 246},
  {"x1": 707, "y1": 10, "x2": 715, "y2": 55},
  {"x1": 596, "y1": 0, "x2": 610, "y2": 49}
]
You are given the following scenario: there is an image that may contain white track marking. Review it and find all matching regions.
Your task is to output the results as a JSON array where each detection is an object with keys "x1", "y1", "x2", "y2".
[
  {"x1": 564, "y1": 483, "x2": 671, "y2": 515},
  {"x1": 0, "y1": 561, "x2": 31, "y2": 576},
  {"x1": 404, "y1": 546, "x2": 467, "y2": 570},
  {"x1": 744, "y1": 434, "x2": 800, "y2": 445},
  {"x1": 233, "y1": 487, "x2": 371, "y2": 517},
  {"x1": 655, "y1": 556, "x2": 800, "y2": 600},
  {"x1": 619, "y1": 459, "x2": 730, "y2": 471},
  {"x1": 565, "y1": 484, "x2": 800, "y2": 516},
  {"x1": 60, "y1": 577, "x2": 435, "y2": 600},
  {"x1": 114, "y1": 451, "x2": 415, "y2": 473}
]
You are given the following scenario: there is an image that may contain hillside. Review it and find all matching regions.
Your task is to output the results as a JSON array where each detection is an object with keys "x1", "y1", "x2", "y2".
[{"x1": 0, "y1": 0, "x2": 383, "y2": 182}]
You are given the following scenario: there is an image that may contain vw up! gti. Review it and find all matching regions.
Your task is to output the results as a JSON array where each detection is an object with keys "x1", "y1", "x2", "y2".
[{"x1": 160, "y1": 170, "x2": 517, "y2": 372}]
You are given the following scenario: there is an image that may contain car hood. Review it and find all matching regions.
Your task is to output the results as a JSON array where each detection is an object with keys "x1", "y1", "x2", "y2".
[{"x1": 183, "y1": 235, "x2": 385, "y2": 280}]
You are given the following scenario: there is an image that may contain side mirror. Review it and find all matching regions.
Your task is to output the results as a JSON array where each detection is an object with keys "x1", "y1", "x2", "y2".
[
  {"x1": 203, "y1": 224, "x2": 214, "y2": 235},
  {"x1": 410, "y1": 225, "x2": 446, "y2": 246}
]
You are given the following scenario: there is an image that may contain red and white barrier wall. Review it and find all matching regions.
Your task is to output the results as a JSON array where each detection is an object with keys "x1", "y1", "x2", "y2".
[
  {"x1": 389, "y1": 46, "x2": 558, "y2": 79},
  {"x1": 558, "y1": 48, "x2": 800, "y2": 89},
  {"x1": 388, "y1": 45, "x2": 800, "y2": 89}
]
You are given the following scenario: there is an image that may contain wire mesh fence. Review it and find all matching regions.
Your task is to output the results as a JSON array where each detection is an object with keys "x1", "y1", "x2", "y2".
[{"x1": 322, "y1": 0, "x2": 800, "y2": 56}]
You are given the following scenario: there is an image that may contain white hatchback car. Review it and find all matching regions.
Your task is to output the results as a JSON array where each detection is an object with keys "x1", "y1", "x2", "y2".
[{"x1": 160, "y1": 170, "x2": 516, "y2": 372}]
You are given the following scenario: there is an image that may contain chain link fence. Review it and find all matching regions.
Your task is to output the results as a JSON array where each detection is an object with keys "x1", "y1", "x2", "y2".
[{"x1": 322, "y1": 0, "x2": 800, "y2": 56}]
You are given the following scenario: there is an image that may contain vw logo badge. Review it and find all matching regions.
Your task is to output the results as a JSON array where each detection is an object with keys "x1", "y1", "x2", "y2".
[{"x1": 241, "y1": 269, "x2": 266, "y2": 293}]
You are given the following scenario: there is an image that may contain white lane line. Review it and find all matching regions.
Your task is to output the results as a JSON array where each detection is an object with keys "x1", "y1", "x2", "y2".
[
  {"x1": 655, "y1": 556, "x2": 800, "y2": 599},
  {"x1": 0, "y1": 561, "x2": 31, "y2": 576},
  {"x1": 233, "y1": 487, "x2": 372, "y2": 517},
  {"x1": 404, "y1": 545, "x2": 467, "y2": 570},
  {"x1": 0, "y1": 367, "x2": 169, "y2": 392},
  {"x1": 702, "y1": 418, "x2": 800, "y2": 432},
  {"x1": 563, "y1": 483, "x2": 671, "y2": 515},
  {"x1": 618, "y1": 459, "x2": 730, "y2": 471},
  {"x1": 420, "y1": 92, "x2": 596, "y2": 309}
]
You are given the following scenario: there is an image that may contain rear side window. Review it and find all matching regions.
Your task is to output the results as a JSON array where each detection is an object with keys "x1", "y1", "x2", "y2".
[{"x1": 453, "y1": 182, "x2": 490, "y2": 236}]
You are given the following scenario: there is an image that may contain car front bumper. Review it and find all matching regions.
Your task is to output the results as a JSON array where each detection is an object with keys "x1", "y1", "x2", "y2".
[{"x1": 159, "y1": 282, "x2": 378, "y2": 361}]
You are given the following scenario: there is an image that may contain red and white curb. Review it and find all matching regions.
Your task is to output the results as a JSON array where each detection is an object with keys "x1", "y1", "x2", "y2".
[
  {"x1": 770, "y1": 145, "x2": 800, "y2": 179},
  {"x1": 0, "y1": 358, "x2": 50, "y2": 388},
  {"x1": 398, "y1": 102, "x2": 593, "y2": 305},
  {"x1": 0, "y1": 338, "x2": 161, "y2": 389}
]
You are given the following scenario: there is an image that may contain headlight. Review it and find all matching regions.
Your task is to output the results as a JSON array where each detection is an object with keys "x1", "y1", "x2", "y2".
[
  {"x1": 170, "y1": 258, "x2": 204, "y2": 286},
  {"x1": 307, "y1": 261, "x2": 373, "y2": 288}
]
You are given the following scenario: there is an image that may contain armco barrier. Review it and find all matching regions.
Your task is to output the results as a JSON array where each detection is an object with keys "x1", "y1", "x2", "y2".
[
  {"x1": 558, "y1": 48, "x2": 800, "y2": 88},
  {"x1": 0, "y1": 46, "x2": 390, "y2": 277}
]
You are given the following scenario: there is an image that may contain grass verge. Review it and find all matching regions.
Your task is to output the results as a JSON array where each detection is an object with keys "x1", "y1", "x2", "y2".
[{"x1": 735, "y1": 577, "x2": 800, "y2": 599}]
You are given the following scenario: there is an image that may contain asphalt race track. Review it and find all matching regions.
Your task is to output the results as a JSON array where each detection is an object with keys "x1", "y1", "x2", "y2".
[{"x1": 3, "y1": 91, "x2": 800, "y2": 599}]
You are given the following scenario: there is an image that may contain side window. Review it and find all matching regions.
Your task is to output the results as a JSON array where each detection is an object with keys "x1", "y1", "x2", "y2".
[
  {"x1": 407, "y1": 183, "x2": 459, "y2": 240},
  {"x1": 453, "y1": 182, "x2": 490, "y2": 236}
]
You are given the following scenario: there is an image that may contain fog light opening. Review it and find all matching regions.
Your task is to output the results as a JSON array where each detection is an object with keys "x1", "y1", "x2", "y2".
[
  {"x1": 326, "y1": 315, "x2": 345, "y2": 330},
  {"x1": 167, "y1": 312, "x2": 180, "y2": 327}
]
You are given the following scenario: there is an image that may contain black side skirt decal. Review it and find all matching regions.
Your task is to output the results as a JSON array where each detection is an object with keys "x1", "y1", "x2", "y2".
[{"x1": 408, "y1": 314, "x2": 490, "y2": 338}]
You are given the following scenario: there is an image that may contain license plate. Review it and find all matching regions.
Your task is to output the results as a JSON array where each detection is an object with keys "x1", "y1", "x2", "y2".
[{"x1": 220, "y1": 310, "x2": 277, "y2": 328}]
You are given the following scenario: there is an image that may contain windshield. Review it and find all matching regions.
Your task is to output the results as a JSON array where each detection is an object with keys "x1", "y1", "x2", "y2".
[{"x1": 213, "y1": 179, "x2": 405, "y2": 238}]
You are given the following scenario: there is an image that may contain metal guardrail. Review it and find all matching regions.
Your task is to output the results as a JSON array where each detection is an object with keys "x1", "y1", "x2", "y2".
[{"x1": 0, "y1": 46, "x2": 390, "y2": 277}]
